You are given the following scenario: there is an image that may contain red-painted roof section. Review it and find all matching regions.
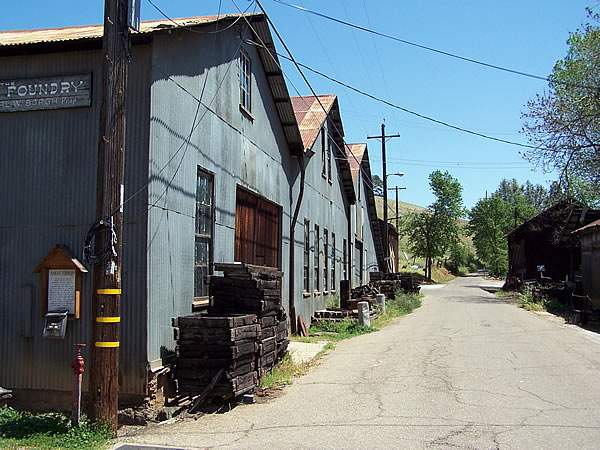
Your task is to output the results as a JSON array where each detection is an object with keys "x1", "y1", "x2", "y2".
[
  {"x1": 345, "y1": 143, "x2": 366, "y2": 183},
  {"x1": 290, "y1": 95, "x2": 337, "y2": 150}
]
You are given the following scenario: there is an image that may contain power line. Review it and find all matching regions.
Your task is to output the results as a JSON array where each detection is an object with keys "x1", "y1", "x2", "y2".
[
  {"x1": 274, "y1": 52, "x2": 540, "y2": 150},
  {"x1": 236, "y1": 0, "x2": 381, "y2": 196},
  {"x1": 145, "y1": 0, "x2": 251, "y2": 33},
  {"x1": 272, "y1": 0, "x2": 556, "y2": 84}
]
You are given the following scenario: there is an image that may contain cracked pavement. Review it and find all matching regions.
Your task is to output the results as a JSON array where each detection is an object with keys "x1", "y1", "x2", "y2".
[{"x1": 113, "y1": 275, "x2": 600, "y2": 449}]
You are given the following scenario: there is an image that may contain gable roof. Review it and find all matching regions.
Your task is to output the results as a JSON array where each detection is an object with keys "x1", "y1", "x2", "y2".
[
  {"x1": 290, "y1": 95, "x2": 337, "y2": 150},
  {"x1": 345, "y1": 143, "x2": 366, "y2": 183},
  {"x1": 291, "y1": 95, "x2": 355, "y2": 204},
  {"x1": 345, "y1": 143, "x2": 386, "y2": 271},
  {"x1": 0, "y1": 13, "x2": 304, "y2": 156},
  {"x1": 505, "y1": 200, "x2": 600, "y2": 244}
]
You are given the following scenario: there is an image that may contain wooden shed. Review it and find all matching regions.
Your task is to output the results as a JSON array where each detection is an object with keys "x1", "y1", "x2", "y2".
[{"x1": 573, "y1": 219, "x2": 600, "y2": 309}]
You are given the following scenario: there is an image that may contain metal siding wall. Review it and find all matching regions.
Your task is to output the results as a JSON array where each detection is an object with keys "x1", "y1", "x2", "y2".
[
  {"x1": 146, "y1": 24, "x2": 296, "y2": 362},
  {"x1": 120, "y1": 45, "x2": 152, "y2": 394},
  {"x1": 293, "y1": 122, "x2": 350, "y2": 322},
  {"x1": 0, "y1": 50, "x2": 101, "y2": 392},
  {"x1": 0, "y1": 46, "x2": 151, "y2": 395}
]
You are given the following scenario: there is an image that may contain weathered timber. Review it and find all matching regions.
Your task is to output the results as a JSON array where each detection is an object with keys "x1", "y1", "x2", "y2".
[
  {"x1": 209, "y1": 277, "x2": 280, "y2": 290},
  {"x1": 172, "y1": 313, "x2": 257, "y2": 329},
  {"x1": 174, "y1": 324, "x2": 261, "y2": 342},
  {"x1": 261, "y1": 316, "x2": 277, "y2": 327},
  {"x1": 260, "y1": 325, "x2": 277, "y2": 339},
  {"x1": 176, "y1": 341, "x2": 258, "y2": 360},
  {"x1": 178, "y1": 371, "x2": 258, "y2": 398},
  {"x1": 257, "y1": 351, "x2": 276, "y2": 368},
  {"x1": 176, "y1": 355, "x2": 254, "y2": 369},
  {"x1": 257, "y1": 336, "x2": 277, "y2": 356}
]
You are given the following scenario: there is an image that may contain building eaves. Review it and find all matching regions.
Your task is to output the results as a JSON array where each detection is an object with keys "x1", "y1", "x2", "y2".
[
  {"x1": 361, "y1": 148, "x2": 386, "y2": 272},
  {"x1": 0, "y1": 13, "x2": 304, "y2": 157}
]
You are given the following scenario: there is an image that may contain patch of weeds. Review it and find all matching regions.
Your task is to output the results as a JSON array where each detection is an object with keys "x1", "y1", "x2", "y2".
[
  {"x1": 543, "y1": 296, "x2": 569, "y2": 315},
  {"x1": 259, "y1": 353, "x2": 310, "y2": 388},
  {"x1": 519, "y1": 291, "x2": 545, "y2": 312},
  {"x1": 0, "y1": 406, "x2": 113, "y2": 449},
  {"x1": 322, "y1": 342, "x2": 335, "y2": 351},
  {"x1": 372, "y1": 291, "x2": 422, "y2": 328},
  {"x1": 309, "y1": 319, "x2": 377, "y2": 340},
  {"x1": 326, "y1": 294, "x2": 340, "y2": 309}
]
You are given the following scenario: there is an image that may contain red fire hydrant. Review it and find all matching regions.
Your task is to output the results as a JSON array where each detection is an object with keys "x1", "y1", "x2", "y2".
[{"x1": 71, "y1": 344, "x2": 86, "y2": 426}]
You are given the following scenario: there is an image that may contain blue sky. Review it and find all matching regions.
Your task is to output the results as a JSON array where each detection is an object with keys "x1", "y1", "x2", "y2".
[{"x1": 1, "y1": 1, "x2": 594, "y2": 210}]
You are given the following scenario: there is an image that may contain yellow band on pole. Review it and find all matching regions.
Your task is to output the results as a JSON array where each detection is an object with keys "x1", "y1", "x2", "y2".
[
  {"x1": 96, "y1": 317, "x2": 120, "y2": 323},
  {"x1": 95, "y1": 342, "x2": 119, "y2": 348},
  {"x1": 97, "y1": 289, "x2": 121, "y2": 295}
]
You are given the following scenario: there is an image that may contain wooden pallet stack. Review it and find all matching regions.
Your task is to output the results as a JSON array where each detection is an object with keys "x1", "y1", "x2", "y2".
[
  {"x1": 211, "y1": 263, "x2": 289, "y2": 378},
  {"x1": 172, "y1": 313, "x2": 260, "y2": 399}
]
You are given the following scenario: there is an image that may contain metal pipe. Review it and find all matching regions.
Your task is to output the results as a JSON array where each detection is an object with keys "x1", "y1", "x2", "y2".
[{"x1": 289, "y1": 156, "x2": 306, "y2": 335}]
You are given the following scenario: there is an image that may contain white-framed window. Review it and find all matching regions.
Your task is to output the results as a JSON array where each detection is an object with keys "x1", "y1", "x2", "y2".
[
  {"x1": 304, "y1": 219, "x2": 310, "y2": 292},
  {"x1": 331, "y1": 232, "x2": 336, "y2": 290},
  {"x1": 195, "y1": 168, "x2": 214, "y2": 299},
  {"x1": 324, "y1": 229, "x2": 329, "y2": 291},
  {"x1": 321, "y1": 127, "x2": 327, "y2": 178},
  {"x1": 314, "y1": 224, "x2": 320, "y2": 291},
  {"x1": 239, "y1": 50, "x2": 251, "y2": 112}
]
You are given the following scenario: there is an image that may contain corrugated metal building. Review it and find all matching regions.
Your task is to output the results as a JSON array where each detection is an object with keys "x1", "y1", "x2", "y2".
[{"x1": 0, "y1": 13, "x2": 383, "y2": 408}]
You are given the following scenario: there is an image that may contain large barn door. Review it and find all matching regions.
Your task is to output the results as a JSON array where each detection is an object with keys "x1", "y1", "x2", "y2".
[{"x1": 235, "y1": 187, "x2": 281, "y2": 268}]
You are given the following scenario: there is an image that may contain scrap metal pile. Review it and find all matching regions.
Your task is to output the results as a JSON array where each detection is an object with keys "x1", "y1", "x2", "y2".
[{"x1": 172, "y1": 263, "x2": 289, "y2": 403}]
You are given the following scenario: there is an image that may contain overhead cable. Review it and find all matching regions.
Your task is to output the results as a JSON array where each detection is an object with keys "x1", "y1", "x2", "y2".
[
  {"x1": 273, "y1": 0, "x2": 556, "y2": 84},
  {"x1": 274, "y1": 52, "x2": 540, "y2": 150}
]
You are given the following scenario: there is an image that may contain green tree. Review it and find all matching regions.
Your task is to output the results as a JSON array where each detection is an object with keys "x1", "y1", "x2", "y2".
[
  {"x1": 403, "y1": 171, "x2": 463, "y2": 281},
  {"x1": 467, "y1": 196, "x2": 511, "y2": 276},
  {"x1": 372, "y1": 175, "x2": 384, "y2": 196},
  {"x1": 522, "y1": 10, "x2": 600, "y2": 204}
]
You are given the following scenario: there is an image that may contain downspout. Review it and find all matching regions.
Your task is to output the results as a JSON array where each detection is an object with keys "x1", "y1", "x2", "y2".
[{"x1": 289, "y1": 156, "x2": 306, "y2": 335}]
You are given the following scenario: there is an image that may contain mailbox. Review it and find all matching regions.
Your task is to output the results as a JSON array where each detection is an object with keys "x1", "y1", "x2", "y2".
[{"x1": 43, "y1": 311, "x2": 68, "y2": 339}]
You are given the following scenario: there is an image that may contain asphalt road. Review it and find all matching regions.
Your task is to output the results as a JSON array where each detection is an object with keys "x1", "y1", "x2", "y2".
[{"x1": 114, "y1": 276, "x2": 600, "y2": 449}]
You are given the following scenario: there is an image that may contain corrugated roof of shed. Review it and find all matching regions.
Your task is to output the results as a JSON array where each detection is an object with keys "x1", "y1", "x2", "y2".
[{"x1": 0, "y1": 14, "x2": 254, "y2": 46}]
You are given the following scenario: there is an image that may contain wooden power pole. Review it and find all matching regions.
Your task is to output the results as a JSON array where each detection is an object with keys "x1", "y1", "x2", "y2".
[
  {"x1": 88, "y1": 0, "x2": 130, "y2": 432},
  {"x1": 368, "y1": 123, "x2": 400, "y2": 272}
]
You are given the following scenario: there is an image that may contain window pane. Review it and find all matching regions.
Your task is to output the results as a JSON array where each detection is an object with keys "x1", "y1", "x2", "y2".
[
  {"x1": 195, "y1": 238, "x2": 209, "y2": 264},
  {"x1": 194, "y1": 265, "x2": 208, "y2": 298}
]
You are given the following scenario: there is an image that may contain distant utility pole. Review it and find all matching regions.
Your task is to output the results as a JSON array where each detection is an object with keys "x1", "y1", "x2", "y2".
[
  {"x1": 389, "y1": 186, "x2": 406, "y2": 231},
  {"x1": 88, "y1": 0, "x2": 130, "y2": 432},
  {"x1": 368, "y1": 123, "x2": 400, "y2": 272}
]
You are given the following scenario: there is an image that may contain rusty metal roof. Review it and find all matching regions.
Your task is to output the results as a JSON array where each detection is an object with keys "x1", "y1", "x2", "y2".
[
  {"x1": 345, "y1": 143, "x2": 385, "y2": 270},
  {"x1": 0, "y1": 14, "x2": 257, "y2": 46},
  {"x1": 345, "y1": 143, "x2": 366, "y2": 183},
  {"x1": 290, "y1": 95, "x2": 337, "y2": 150},
  {"x1": 0, "y1": 13, "x2": 304, "y2": 156}
]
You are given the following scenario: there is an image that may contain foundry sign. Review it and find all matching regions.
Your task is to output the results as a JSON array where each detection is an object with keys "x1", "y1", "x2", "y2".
[{"x1": 0, "y1": 73, "x2": 92, "y2": 112}]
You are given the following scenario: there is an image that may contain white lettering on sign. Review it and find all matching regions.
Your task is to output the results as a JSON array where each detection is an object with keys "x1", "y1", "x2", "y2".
[{"x1": 0, "y1": 74, "x2": 91, "y2": 112}]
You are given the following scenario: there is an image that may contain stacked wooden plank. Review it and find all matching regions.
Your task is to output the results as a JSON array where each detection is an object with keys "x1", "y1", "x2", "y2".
[
  {"x1": 212, "y1": 263, "x2": 289, "y2": 378},
  {"x1": 172, "y1": 313, "x2": 260, "y2": 399}
]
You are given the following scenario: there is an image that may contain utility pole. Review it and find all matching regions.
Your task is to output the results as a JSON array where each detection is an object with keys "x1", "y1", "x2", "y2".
[
  {"x1": 88, "y1": 0, "x2": 130, "y2": 432},
  {"x1": 389, "y1": 186, "x2": 407, "y2": 231},
  {"x1": 368, "y1": 123, "x2": 400, "y2": 272}
]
